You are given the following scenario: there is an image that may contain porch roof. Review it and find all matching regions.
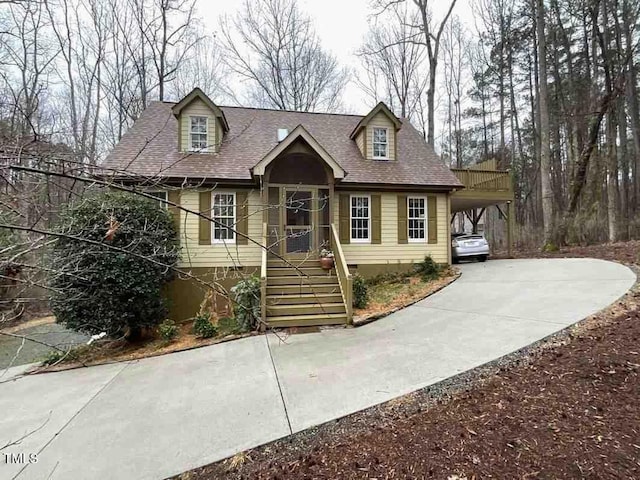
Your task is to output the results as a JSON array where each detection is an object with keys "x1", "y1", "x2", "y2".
[{"x1": 251, "y1": 124, "x2": 346, "y2": 179}]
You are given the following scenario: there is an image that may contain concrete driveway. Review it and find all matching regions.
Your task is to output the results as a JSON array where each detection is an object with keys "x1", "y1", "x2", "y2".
[
  {"x1": 0, "y1": 258, "x2": 635, "y2": 480},
  {"x1": 0, "y1": 322, "x2": 89, "y2": 370}
]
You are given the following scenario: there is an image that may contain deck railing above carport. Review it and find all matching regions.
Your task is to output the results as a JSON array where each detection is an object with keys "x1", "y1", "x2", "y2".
[
  {"x1": 450, "y1": 165, "x2": 515, "y2": 257},
  {"x1": 450, "y1": 168, "x2": 512, "y2": 193}
]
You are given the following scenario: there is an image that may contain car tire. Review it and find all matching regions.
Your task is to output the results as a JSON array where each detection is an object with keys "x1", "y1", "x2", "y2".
[{"x1": 478, "y1": 255, "x2": 488, "y2": 262}]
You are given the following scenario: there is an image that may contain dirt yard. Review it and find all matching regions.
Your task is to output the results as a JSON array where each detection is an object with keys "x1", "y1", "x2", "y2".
[{"x1": 175, "y1": 242, "x2": 640, "y2": 479}]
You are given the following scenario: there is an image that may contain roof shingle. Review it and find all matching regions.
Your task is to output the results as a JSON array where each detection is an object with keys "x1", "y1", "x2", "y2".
[{"x1": 102, "y1": 101, "x2": 462, "y2": 188}]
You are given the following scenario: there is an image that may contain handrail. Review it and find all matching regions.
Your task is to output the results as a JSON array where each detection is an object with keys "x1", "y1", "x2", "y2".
[
  {"x1": 330, "y1": 223, "x2": 353, "y2": 323},
  {"x1": 450, "y1": 167, "x2": 510, "y2": 174},
  {"x1": 450, "y1": 168, "x2": 512, "y2": 192},
  {"x1": 260, "y1": 222, "x2": 268, "y2": 330}
]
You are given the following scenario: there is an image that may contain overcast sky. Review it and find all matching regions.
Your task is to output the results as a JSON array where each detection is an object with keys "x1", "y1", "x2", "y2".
[{"x1": 196, "y1": 0, "x2": 475, "y2": 115}]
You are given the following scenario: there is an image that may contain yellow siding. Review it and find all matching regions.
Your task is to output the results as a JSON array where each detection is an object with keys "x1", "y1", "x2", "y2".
[
  {"x1": 365, "y1": 112, "x2": 396, "y2": 160},
  {"x1": 179, "y1": 98, "x2": 218, "y2": 152},
  {"x1": 334, "y1": 191, "x2": 449, "y2": 264},
  {"x1": 178, "y1": 189, "x2": 263, "y2": 268},
  {"x1": 177, "y1": 188, "x2": 449, "y2": 268},
  {"x1": 355, "y1": 130, "x2": 365, "y2": 156}
]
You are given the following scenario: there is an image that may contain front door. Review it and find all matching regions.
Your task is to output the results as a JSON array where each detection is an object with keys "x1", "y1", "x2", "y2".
[{"x1": 284, "y1": 189, "x2": 313, "y2": 258}]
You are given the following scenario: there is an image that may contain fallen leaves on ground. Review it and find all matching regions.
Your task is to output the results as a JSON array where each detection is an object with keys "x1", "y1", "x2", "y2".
[{"x1": 174, "y1": 242, "x2": 640, "y2": 480}]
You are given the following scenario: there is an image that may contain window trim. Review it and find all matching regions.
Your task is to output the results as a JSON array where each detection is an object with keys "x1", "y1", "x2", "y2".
[
  {"x1": 148, "y1": 191, "x2": 168, "y2": 209},
  {"x1": 189, "y1": 115, "x2": 209, "y2": 152},
  {"x1": 407, "y1": 196, "x2": 428, "y2": 243},
  {"x1": 211, "y1": 191, "x2": 236, "y2": 244},
  {"x1": 372, "y1": 127, "x2": 389, "y2": 160},
  {"x1": 350, "y1": 194, "x2": 371, "y2": 244}
]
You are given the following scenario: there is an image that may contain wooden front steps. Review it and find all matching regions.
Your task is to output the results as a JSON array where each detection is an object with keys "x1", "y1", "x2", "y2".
[{"x1": 265, "y1": 260, "x2": 348, "y2": 328}]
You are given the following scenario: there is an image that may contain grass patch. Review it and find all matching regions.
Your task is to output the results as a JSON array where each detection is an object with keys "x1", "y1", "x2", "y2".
[
  {"x1": 355, "y1": 267, "x2": 459, "y2": 320},
  {"x1": 366, "y1": 277, "x2": 427, "y2": 305}
]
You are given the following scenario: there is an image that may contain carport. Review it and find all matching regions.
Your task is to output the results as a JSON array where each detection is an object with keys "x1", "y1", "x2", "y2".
[{"x1": 450, "y1": 159, "x2": 515, "y2": 256}]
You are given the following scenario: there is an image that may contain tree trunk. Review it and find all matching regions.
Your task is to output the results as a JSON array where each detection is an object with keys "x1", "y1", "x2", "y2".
[
  {"x1": 427, "y1": 62, "x2": 437, "y2": 146},
  {"x1": 622, "y1": 0, "x2": 640, "y2": 216},
  {"x1": 536, "y1": 0, "x2": 554, "y2": 248}
]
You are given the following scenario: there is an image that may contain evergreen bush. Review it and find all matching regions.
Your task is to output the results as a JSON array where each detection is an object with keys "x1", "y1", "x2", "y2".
[
  {"x1": 193, "y1": 313, "x2": 217, "y2": 338},
  {"x1": 414, "y1": 255, "x2": 441, "y2": 282},
  {"x1": 50, "y1": 190, "x2": 179, "y2": 339},
  {"x1": 231, "y1": 275, "x2": 261, "y2": 331},
  {"x1": 353, "y1": 273, "x2": 368, "y2": 309},
  {"x1": 158, "y1": 319, "x2": 178, "y2": 342}
]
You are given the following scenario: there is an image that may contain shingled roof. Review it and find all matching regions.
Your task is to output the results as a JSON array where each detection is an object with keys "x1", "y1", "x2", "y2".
[{"x1": 102, "y1": 101, "x2": 462, "y2": 189}]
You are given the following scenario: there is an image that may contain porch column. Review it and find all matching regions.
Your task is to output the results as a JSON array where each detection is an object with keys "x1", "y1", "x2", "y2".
[{"x1": 507, "y1": 201, "x2": 514, "y2": 258}]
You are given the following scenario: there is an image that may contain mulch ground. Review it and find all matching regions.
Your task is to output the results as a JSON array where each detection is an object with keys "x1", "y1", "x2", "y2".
[
  {"x1": 175, "y1": 241, "x2": 640, "y2": 480},
  {"x1": 33, "y1": 318, "x2": 255, "y2": 373},
  {"x1": 495, "y1": 239, "x2": 640, "y2": 265}
]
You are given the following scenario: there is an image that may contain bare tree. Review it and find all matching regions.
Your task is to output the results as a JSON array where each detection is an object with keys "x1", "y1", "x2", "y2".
[
  {"x1": 169, "y1": 33, "x2": 228, "y2": 100},
  {"x1": 44, "y1": 0, "x2": 107, "y2": 165},
  {"x1": 358, "y1": 3, "x2": 428, "y2": 123},
  {"x1": 131, "y1": 0, "x2": 201, "y2": 102},
  {"x1": 413, "y1": 0, "x2": 459, "y2": 146},
  {"x1": 0, "y1": 0, "x2": 59, "y2": 137},
  {"x1": 441, "y1": 15, "x2": 469, "y2": 168},
  {"x1": 220, "y1": 0, "x2": 348, "y2": 112},
  {"x1": 101, "y1": 0, "x2": 142, "y2": 146}
]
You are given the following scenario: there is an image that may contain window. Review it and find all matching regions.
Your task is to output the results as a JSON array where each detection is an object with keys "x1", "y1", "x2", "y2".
[
  {"x1": 350, "y1": 195, "x2": 370, "y2": 242},
  {"x1": 212, "y1": 192, "x2": 235, "y2": 243},
  {"x1": 372, "y1": 127, "x2": 388, "y2": 159},
  {"x1": 408, "y1": 197, "x2": 426, "y2": 242},
  {"x1": 148, "y1": 191, "x2": 167, "y2": 209},
  {"x1": 190, "y1": 116, "x2": 208, "y2": 151}
]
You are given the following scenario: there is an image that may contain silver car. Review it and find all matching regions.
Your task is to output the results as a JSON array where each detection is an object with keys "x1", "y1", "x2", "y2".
[{"x1": 451, "y1": 233, "x2": 490, "y2": 263}]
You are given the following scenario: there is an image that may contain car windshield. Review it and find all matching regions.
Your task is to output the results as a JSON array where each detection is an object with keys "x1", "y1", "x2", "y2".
[{"x1": 452, "y1": 233, "x2": 484, "y2": 239}]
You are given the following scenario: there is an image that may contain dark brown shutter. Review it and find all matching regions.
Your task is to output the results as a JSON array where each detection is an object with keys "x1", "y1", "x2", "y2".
[
  {"x1": 199, "y1": 191, "x2": 211, "y2": 245},
  {"x1": 397, "y1": 195, "x2": 408, "y2": 244},
  {"x1": 371, "y1": 194, "x2": 381, "y2": 244},
  {"x1": 167, "y1": 190, "x2": 181, "y2": 236},
  {"x1": 236, "y1": 191, "x2": 248, "y2": 245},
  {"x1": 427, "y1": 195, "x2": 438, "y2": 244},
  {"x1": 339, "y1": 194, "x2": 350, "y2": 244}
]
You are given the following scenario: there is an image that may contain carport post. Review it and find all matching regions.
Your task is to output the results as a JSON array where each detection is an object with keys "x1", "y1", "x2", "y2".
[{"x1": 507, "y1": 201, "x2": 514, "y2": 258}]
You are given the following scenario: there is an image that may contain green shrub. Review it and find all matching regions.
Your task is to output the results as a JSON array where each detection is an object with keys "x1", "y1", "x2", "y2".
[
  {"x1": 42, "y1": 349, "x2": 66, "y2": 366},
  {"x1": 193, "y1": 313, "x2": 218, "y2": 338},
  {"x1": 49, "y1": 191, "x2": 179, "y2": 339},
  {"x1": 42, "y1": 346, "x2": 84, "y2": 365},
  {"x1": 414, "y1": 255, "x2": 441, "y2": 282},
  {"x1": 158, "y1": 319, "x2": 178, "y2": 342},
  {"x1": 353, "y1": 273, "x2": 368, "y2": 309},
  {"x1": 231, "y1": 275, "x2": 261, "y2": 331},
  {"x1": 218, "y1": 316, "x2": 245, "y2": 335}
]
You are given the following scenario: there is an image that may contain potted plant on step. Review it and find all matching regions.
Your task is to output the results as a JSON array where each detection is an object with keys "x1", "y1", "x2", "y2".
[{"x1": 319, "y1": 248, "x2": 335, "y2": 270}]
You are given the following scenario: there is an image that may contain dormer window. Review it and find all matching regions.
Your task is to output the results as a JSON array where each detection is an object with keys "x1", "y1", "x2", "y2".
[
  {"x1": 172, "y1": 88, "x2": 229, "y2": 153},
  {"x1": 350, "y1": 102, "x2": 401, "y2": 160},
  {"x1": 190, "y1": 116, "x2": 208, "y2": 152},
  {"x1": 373, "y1": 127, "x2": 389, "y2": 159}
]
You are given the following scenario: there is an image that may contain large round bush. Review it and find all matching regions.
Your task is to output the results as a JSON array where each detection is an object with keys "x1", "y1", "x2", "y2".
[{"x1": 50, "y1": 190, "x2": 179, "y2": 338}]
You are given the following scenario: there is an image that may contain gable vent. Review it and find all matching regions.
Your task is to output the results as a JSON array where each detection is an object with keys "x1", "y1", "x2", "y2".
[{"x1": 277, "y1": 128, "x2": 289, "y2": 142}]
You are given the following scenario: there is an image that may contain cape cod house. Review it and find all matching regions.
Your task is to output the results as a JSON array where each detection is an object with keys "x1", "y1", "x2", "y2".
[{"x1": 103, "y1": 88, "x2": 513, "y2": 327}]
